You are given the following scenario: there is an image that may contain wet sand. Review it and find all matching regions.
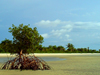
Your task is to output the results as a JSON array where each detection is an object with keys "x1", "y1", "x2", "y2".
[{"x1": 0, "y1": 54, "x2": 100, "y2": 75}]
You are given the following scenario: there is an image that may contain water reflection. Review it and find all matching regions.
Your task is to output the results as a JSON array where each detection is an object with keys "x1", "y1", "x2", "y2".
[{"x1": 0, "y1": 57, "x2": 66, "y2": 63}]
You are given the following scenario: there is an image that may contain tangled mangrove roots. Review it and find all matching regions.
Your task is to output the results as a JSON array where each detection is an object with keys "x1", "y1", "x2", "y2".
[{"x1": 1, "y1": 51, "x2": 51, "y2": 70}]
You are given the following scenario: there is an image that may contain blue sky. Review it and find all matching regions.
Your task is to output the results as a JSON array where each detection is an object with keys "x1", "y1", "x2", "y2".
[{"x1": 0, "y1": 0, "x2": 100, "y2": 50}]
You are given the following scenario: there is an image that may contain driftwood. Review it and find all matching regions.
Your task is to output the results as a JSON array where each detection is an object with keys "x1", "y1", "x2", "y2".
[{"x1": 1, "y1": 50, "x2": 51, "y2": 70}]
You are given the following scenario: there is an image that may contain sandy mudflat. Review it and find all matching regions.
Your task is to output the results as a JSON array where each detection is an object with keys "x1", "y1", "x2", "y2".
[
  {"x1": 0, "y1": 54, "x2": 100, "y2": 75},
  {"x1": 0, "y1": 53, "x2": 100, "y2": 57}
]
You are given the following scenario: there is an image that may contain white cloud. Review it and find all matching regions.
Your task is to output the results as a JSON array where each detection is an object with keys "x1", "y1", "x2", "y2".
[
  {"x1": 36, "y1": 19, "x2": 100, "y2": 31},
  {"x1": 74, "y1": 22, "x2": 100, "y2": 29},
  {"x1": 35, "y1": 19, "x2": 73, "y2": 28},
  {"x1": 62, "y1": 24, "x2": 73, "y2": 32},
  {"x1": 36, "y1": 20, "x2": 100, "y2": 44},
  {"x1": 41, "y1": 33, "x2": 49, "y2": 39},
  {"x1": 51, "y1": 29, "x2": 66, "y2": 37},
  {"x1": 35, "y1": 19, "x2": 61, "y2": 27},
  {"x1": 65, "y1": 34, "x2": 70, "y2": 38},
  {"x1": 64, "y1": 34, "x2": 72, "y2": 41}
]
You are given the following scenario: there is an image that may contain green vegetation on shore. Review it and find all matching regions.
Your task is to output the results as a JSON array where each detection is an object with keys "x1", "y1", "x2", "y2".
[
  {"x1": 0, "y1": 24, "x2": 100, "y2": 53},
  {"x1": 0, "y1": 40, "x2": 99, "y2": 53}
]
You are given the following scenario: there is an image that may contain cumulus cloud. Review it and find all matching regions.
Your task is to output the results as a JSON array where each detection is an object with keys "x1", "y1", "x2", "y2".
[
  {"x1": 51, "y1": 29, "x2": 67, "y2": 37},
  {"x1": 64, "y1": 34, "x2": 72, "y2": 41},
  {"x1": 62, "y1": 24, "x2": 73, "y2": 32},
  {"x1": 36, "y1": 19, "x2": 100, "y2": 33},
  {"x1": 50, "y1": 29, "x2": 72, "y2": 41},
  {"x1": 36, "y1": 19, "x2": 100, "y2": 43},
  {"x1": 35, "y1": 19, "x2": 61, "y2": 27},
  {"x1": 65, "y1": 34, "x2": 70, "y2": 38},
  {"x1": 41, "y1": 33, "x2": 49, "y2": 39},
  {"x1": 74, "y1": 22, "x2": 100, "y2": 29},
  {"x1": 35, "y1": 19, "x2": 74, "y2": 28},
  {"x1": 36, "y1": 19, "x2": 73, "y2": 39},
  {"x1": 35, "y1": 19, "x2": 100, "y2": 30}
]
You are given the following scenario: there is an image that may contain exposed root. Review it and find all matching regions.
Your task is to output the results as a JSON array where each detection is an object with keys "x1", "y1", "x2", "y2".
[{"x1": 1, "y1": 51, "x2": 51, "y2": 70}]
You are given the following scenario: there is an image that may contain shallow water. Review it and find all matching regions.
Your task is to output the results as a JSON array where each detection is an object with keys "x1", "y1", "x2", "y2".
[{"x1": 0, "y1": 57, "x2": 66, "y2": 63}]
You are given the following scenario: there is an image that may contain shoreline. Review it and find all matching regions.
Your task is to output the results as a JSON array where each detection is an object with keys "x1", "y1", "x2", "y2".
[
  {"x1": 0, "y1": 55, "x2": 100, "y2": 75},
  {"x1": 0, "y1": 53, "x2": 100, "y2": 57}
]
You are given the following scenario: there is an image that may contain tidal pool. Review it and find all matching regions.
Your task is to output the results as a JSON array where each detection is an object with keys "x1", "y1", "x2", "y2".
[{"x1": 0, "y1": 57, "x2": 66, "y2": 63}]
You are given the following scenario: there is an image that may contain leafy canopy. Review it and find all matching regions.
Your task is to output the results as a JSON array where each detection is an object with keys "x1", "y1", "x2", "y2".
[
  {"x1": 0, "y1": 38, "x2": 12, "y2": 53},
  {"x1": 9, "y1": 24, "x2": 44, "y2": 53}
]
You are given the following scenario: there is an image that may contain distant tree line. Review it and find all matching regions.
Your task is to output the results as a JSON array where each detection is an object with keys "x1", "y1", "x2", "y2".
[
  {"x1": 0, "y1": 39, "x2": 99, "y2": 53},
  {"x1": 0, "y1": 24, "x2": 100, "y2": 53}
]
